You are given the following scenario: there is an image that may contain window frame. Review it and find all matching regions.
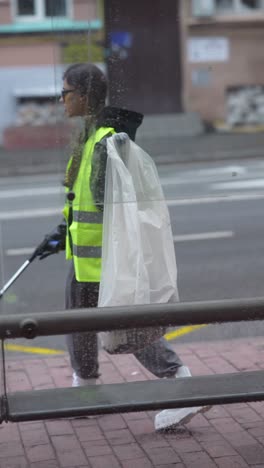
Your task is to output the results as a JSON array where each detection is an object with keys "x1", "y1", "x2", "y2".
[
  {"x1": 216, "y1": 0, "x2": 264, "y2": 15},
  {"x1": 13, "y1": 0, "x2": 72, "y2": 22}
]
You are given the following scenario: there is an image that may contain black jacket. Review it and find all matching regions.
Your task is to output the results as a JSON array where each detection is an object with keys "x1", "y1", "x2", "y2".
[{"x1": 91, "y1": 106, "x2": 143, "y2": 210}]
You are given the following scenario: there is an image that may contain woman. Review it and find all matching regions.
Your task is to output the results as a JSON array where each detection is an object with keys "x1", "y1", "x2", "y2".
[{"x1": 39, "y1": 63, "x2": 203, "y2": 431}]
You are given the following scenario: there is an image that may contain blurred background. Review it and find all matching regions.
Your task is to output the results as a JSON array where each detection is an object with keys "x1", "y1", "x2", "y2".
[{"x1": 1, "y1": 0, "x2": 264, "y2": 153}]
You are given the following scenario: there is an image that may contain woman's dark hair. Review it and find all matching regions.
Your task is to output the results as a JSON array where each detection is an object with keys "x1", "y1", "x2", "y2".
[
  {"x1": 63, "y1": 63, "x2": 107, "y2": 188},
  {"x1": 63, "y1": 63, "x2": 107, "y2": 114}
]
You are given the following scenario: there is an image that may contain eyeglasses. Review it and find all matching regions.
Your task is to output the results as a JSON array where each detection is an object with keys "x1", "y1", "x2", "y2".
[{"x1": 61, "y1": 88, "x2": 75, "y2": 100}]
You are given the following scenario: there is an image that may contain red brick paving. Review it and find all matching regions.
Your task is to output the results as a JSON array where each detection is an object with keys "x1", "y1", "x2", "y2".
[{"x1": 0, "y1": 337, "x2": 263, "y2": 467}]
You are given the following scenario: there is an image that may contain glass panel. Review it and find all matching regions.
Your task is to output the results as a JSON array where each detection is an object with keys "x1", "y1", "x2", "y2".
[
  {"x1": 0, "y1": 0, "x2": 262, "y2": 442},
  {"x1": 45, "y1": 0, "x2": 67, "y2": 17},
  {"x1": 17, "y1": 0, "x2": 35, "y2": 16}
]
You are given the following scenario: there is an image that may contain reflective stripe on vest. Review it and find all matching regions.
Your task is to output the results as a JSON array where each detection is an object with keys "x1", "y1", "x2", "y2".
[
  {"x1": 72, "y1": 211, "x2": 103, "y2": 224},
  {"x1": 63, "y1": 126, "x2": 115, "y2": 282},
  {"x1": 73, "y1": 245, "x2": 102, "y2": 258}
]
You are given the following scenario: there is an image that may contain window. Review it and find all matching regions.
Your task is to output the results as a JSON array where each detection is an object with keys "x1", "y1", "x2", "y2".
[
  {"x1": 15, "y1": 0, "x2": 69, "y2": 21},
  {"x1": 45, "y1": 0, "x2": 67, "y2": 17},
  {"x1": 17, "y1": 0, "x2": 35, "y2": 16},
  {"x1": 215, "y1": 0, "x2": 233, "y2": 12},
  {"x1": 215, "y1": 0, "x2": 264, "y2": 14}
]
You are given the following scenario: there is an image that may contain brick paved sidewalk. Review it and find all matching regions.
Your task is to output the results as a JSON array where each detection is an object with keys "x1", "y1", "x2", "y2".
[{"x1": 1, "y1": 337, "x2": 264, "y2": 468}]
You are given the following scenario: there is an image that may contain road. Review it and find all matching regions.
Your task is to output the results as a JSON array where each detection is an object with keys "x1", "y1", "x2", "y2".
[{"x1": 1, "y1": 157, "x2": 264, "y2": 355}]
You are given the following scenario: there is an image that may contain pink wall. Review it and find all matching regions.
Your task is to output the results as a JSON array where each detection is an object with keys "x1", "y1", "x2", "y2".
[
  {"x1": 73, "y1": 0, "x2": 98, "y2": 21},
  {"x1": 182, "y1": 1, "x2": 264, "y2": 122},
  {"x1": 0, "y1": 1, "x2": 12, "y2": 25},
  {"x1": 0, "y1": 42, "x2": 61, "y2": 66},
  {"x1": 184, "y1": 24, "x2": 264, "y2": 122}
]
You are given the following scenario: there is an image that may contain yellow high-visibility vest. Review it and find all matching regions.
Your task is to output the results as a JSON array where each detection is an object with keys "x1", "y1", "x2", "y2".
[{"x1": 63, "y1": 126, "x2": 115, "y2": 282}]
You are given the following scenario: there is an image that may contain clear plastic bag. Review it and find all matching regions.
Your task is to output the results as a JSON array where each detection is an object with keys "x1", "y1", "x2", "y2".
[{"x1": 98, "y1": 133, "x2": 178, "y2": 353}]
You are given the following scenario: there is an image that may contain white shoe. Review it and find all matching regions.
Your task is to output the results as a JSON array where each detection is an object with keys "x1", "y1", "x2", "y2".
[
  {"x1": 175, "y1": 365, "x2": 192, "y2": 378},
  {"x1": 155, "y1": 366, "x2": 208, "y2": 431},
  {"x1": 72, "y1": 372, "x2": 97, "y2": 387}
]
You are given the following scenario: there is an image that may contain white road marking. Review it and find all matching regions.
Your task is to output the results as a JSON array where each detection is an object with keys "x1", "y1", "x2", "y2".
[
  {"x1": 173, "y1": 231, "x2": 234, "y2": 242},
  {"x1": 0, "y1": 208, "x2": 61, "y2": 220},
  {"x1": 1, "y1": 192, "x2": 264, "y2": 221},
  {"x1": 167, "y1": 192, "x2": 264, "y2": 206},
  {"x1": 7, "y1": 230, "x2": 234, "y2": 256},
  {"x1": 212, "y1": 179, "x2": 264, "y2": 190},
  {"x1": 0, "y1": 166, "x2": 247, "y2": 196},
  {"x1": 6, "y1": 248, "x2": 35, "y2": 256},
  {"x1": 161, "y1": 166, "x2": 247, "y2": 186},
  {"x1": 193, "y1": 165, "x2": 247, "y2": 176},
  {"x1": 0, "y1": 187, "x2": 62, "y2": 199}
]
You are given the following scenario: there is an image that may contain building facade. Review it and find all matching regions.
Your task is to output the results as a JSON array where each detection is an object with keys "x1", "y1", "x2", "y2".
[
  {"x1": 1, "y1": 0, "x2": 262, "y2": 148},
  {"x1": 183, "y1": 0, "x2": 264, "y2": 129},
  {"x1": 0, "y1": 0, "x2": 102, "y2": 147}
]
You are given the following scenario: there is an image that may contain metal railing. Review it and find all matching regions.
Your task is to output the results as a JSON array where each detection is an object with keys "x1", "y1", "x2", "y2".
[
  {"x1": 1, "y1": 297, "x2": 264, "y2": 339},
  {"x1": 0, "y1": 297, "x2": 264, "y2": 423}
]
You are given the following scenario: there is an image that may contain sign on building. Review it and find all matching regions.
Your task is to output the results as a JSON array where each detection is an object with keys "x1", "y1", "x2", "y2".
[{"x1": 188, "y1": 37, "x2": 230, "y2": 63}]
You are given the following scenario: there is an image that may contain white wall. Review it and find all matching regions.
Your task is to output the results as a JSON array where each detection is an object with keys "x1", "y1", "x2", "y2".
[{"x1": 0, "y1": 64, "x2": 66, "y2": 144}]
